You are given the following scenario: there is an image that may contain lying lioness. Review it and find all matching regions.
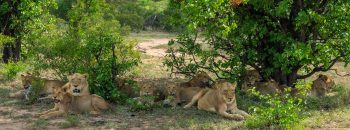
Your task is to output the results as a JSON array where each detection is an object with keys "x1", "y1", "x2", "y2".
[
  {"x1": 64, "y1": 73, "x2": 110, "y2": 115},
  {"x1": 184, "y1": 80, "x2": 249, "y2": 120},
  {"x1": 35, "y1": 86, "x2": 71, "y2": 119},
  {"x1": 9, "y1": 73, "x2": 65, "y2": 100}
]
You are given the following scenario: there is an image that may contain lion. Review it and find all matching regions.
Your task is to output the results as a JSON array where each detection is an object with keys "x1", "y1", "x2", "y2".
[
  {"x1": 241, "y1": 69, "x2": 262, "y2": 92},
  {"x1": 35, "y1": 86, "x2": 71, "y2": 119},
  {"x1": 138, "y1": 79, "x2": 180, "y2": 103},
  {"x1": 183, "y1": 80, "x2": 249, "y2": 120},
  {"x1": 254, "y1": 79, "x2": 281, "y2": 95},
  {"x1": 309, "y1": 74, "x2": 336, "y2": 97},
  {"x1": 9, "y1": 73, "x2": 66, "y2": 100},
  {"x1": 114, "y1": 76, "x2": 137, "y2": 97},
  {"x1": 64, "y1": 73, "x2": 110, "y2": 115},
  {"x1": 180, "y1": 71, "x2": 213, "y2": 88}
]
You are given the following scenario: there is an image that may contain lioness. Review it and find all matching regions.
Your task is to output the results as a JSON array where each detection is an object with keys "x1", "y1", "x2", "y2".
[
  {"x1": 180, "y1": 71, "x2": 213, "y2": 88},
  {"x1": 241, "y1": 69, "x2": 262, "y2": 92},
  {"x1": 64, "y1": 73, "x2": 110, "y2": 115},
  {"x1": 254, "y1": 79, "x2": 281, "y2": 95},
  {"x1": 35, "y1": 86, "x2": 71, "y2": 119},
  {"x1": 9, "y1": 73, "x2": 65, "y2": 99},
  {"x1": 184, "y1": 80, "x2": 249, "y2": 120},
  {"x1": 309, "y1": 74, "x2": 335, "y2": 96}
]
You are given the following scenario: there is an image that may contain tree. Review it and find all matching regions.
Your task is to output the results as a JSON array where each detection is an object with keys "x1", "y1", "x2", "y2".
[
  {"x1": 0, "y1": 0, "x2": 56, "y2": 63},
  {"x1": 165, "y1": 0, "x2": 350, "y2": 87}
]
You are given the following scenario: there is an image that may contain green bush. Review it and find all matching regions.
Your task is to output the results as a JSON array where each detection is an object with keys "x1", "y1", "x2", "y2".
[
  {"x1": 0, "y1": 61, "x2": 27, "y2": 80},
  {"x1": 116, "y1": 13, "x2": 145, "y2": 31},
  {"x1": 245, "y1": 83, "x2": 309, "y2": 129},
  {"x1": 23, "y1": 1, "x2": 140, "y2": 103},
  {"x1": 26, "y1": 78, "x2": 45, "y2": 104}
]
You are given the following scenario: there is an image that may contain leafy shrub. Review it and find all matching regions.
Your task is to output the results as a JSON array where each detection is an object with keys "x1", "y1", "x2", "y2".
[
  {"x1": 116, "y1": 13, "x2": 144, "y2": 31},
  {"x1": 304, "y1": 85, "x2": 350, "y2": 110},
  {"x1": 0, "y1": 61, "x2": 27, "y2": 80},
  {"x1": 23, "y1": 1, "x2": 140, "y2": 103},
  {"x1": 245, "y1": 83, "x2": 309, "y2": 129},
  {"x1": 26, "y1": 78, "x2": 45, "y2": 104}
]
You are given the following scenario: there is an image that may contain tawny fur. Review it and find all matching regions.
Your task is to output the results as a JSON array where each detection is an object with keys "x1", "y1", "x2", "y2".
[
  {"x1": 184, "y1": 80, "x2": 249, "y2": 120},
  {"x1": 64, "y1": 73, "x2": 110, "y2": 116},
  {"x1": 309, "y1": 74, "x2": 335, "y2": 96},
  {"x1": 241, "y1": 69, "x2": 261, "y2": 92}
]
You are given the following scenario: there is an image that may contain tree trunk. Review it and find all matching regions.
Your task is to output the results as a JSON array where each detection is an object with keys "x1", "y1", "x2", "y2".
[{"x1": 2, "y1": 38, "x2": 21, "y2": 63}]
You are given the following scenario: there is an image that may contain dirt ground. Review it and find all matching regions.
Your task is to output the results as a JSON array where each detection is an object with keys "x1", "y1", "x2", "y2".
[{"x1": 1, "y1": 31, "x2": 350, "y2": 129}]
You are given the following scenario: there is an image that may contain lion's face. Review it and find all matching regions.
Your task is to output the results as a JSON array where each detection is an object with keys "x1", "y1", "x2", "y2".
[
  {"x1": 245, "y1": 70, "x2": 261, "y2": 85},
  {"x1": 190, "y1": 71, "x2": 213, "y2": 87},
  {"x1": 53, "y1": 87, "x2": 65, "y2": 104},
  {"x1": 20, "y1": 73, "x2": 32, "y2": 89},
  {"x1": 165, "y1": 82, "x2": 178, "y2": 96},
  {"x1": 139, "y1": 83, "x2": 154, "y2": 97},
  {"x1": 67, "y1": 73, "x2": 89, "y2": 96},
  {"x1": 318, "y1": 74, "x2": 334, "y2": 84},
  {"x1": 216, "y1": 80, "x2": 236, "y2": 104}
]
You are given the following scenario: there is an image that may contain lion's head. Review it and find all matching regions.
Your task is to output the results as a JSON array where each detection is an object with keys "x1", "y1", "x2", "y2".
[
  {"x1": 165, "y1": 82, "x2": 178, "y2": 96},
  {"x1": 52, "y1": 87, "x2": 69, "y2": 104},
  {"x1": 215, "y1": 80, "x2": 236, "y2": 104},
  {"x1": 241, "y1": 70, "x2": 261, "y2": 91},
  {"x1": 139, "y1": 82, "x2": 155, "y2": 97},
  {"x1": 20, "y1": 73, "x2": 32, "y2": 89},
  {"x1": 318, "y1": 74, "x2": 335, "y2": 87},
  {"x1": 67, "y1": 73, "x2": 89, "y2": 96},
  {"x1": 189, "y1": 71, "x2": 213, "y2": 88}
]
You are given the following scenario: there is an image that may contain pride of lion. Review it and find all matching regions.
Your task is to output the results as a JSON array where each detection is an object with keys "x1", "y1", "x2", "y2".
[{"x1": 8, "y1": 69, "x2": 335, "y2": 120}]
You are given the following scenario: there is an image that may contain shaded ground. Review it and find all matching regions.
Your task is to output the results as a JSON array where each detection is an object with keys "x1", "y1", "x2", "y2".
[{"x1": 1, "y1": 31, "x2": 350, "y2": 129}]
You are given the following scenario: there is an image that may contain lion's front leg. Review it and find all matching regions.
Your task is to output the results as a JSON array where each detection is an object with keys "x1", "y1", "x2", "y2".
[
  {"x1": 217, "y1": 104, "x2": 244, "y2": 120},
  {"x1": 35, "y1": 106, "x2": 59, "y2": 117},
  {"x1": 231, "y1": 109, "x2": 250, "y2": 117},
  {"x1": 39, "y1": 110, "x2": 66, "y2": 119}
]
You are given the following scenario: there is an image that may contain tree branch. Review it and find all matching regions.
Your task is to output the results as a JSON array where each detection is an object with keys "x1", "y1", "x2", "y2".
[{"x1": 297, "y1": 56, "x2": 339, "y2": 79}]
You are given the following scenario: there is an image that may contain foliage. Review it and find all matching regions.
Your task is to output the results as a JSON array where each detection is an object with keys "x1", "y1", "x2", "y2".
[
  {"x1": 160, "y1": 0, "x2": 185, "y2": 32},
  {"x1": 22, "y1": 0, "x2": 140, "y2": 102},
  {"x1": 26, "y1": 78, "x2": 45, "y2": 104},
  {"x1": 245, "y1": 82, "x2": 309, "y2": 129},
  {"x1": 304, "y1": 85, "x2": 350, "y2": 110},
  {"x1": 165, "y1": 0, "x2": 350, "y2": 87},
  {"x1": 0, "y1": 0, "x2": 57, "y2": 63},
  {"x1": 0, "y1": 61, "x2": 27, "y2": 80}
]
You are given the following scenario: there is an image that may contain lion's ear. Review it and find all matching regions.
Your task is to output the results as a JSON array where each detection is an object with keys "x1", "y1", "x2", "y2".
[
  {"x1": 62, "y1": 83, "x2": 70, "y2": 92},
  {"x1": 83, "y1": 73, "x2": 89, "y2": 79}
]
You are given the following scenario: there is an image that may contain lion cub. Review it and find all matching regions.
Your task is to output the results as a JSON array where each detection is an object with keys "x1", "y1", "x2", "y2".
[
  {"x1": 309, "y1": 74, "x2": 335, "y2": 96},
  {"x1": 35, "y1": 86, "x2": 71, "y2": 119},
  {"x1": 64, "y1": 73, "x2": 110, "y2": 115},
  {"x1": 9, "y1": 73, "x2": 66, "y2": 100},
  {"x1": 184, "y1": 80, "x2": 249, "y2": 120}
]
